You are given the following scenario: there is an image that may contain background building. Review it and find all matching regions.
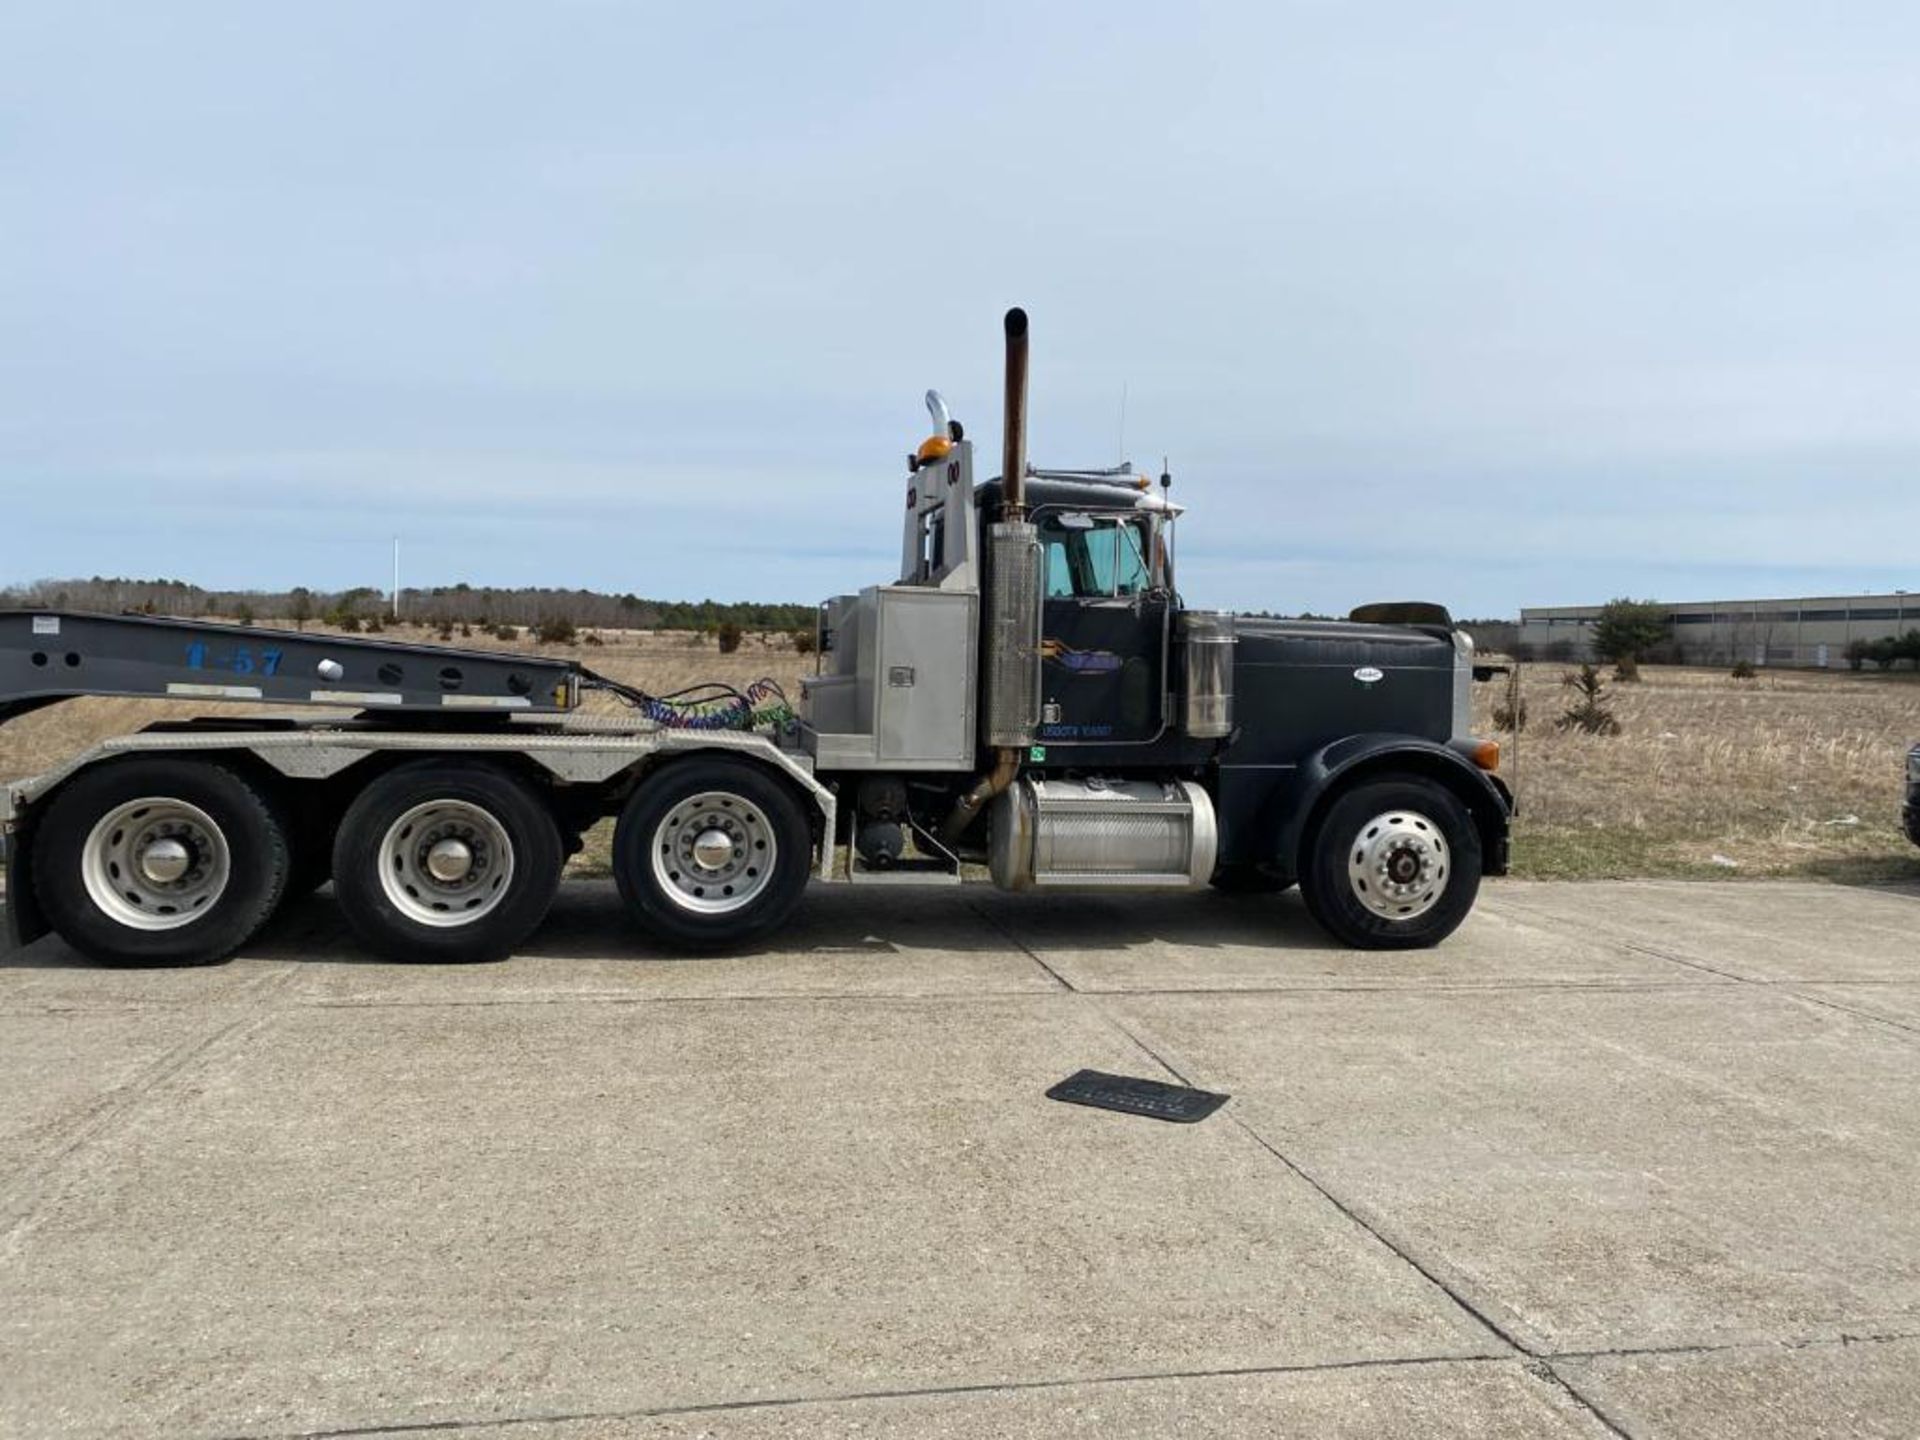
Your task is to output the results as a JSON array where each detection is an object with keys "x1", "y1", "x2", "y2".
[{"x1": 1518, "y1": 592, "x2": 1919, "y2": 667}]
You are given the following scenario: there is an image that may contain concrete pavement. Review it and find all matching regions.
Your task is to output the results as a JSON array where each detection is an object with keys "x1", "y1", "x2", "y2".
[{"x1": 3, "y1": 876, "x2": 1918, "y2": 1437}]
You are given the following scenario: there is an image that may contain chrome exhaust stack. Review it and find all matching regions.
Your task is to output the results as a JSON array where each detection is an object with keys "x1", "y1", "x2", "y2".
[
  {"x1": 942, "y1": 307, "x2": 1043, "y2": 845},
  {"x1": 1000, "y1": 307, "x2": 1029, "y2": 518}
]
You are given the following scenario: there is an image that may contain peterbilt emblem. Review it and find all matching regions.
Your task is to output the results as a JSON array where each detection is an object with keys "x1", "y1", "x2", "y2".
[{"x1": 1353, "y1": 666, "x2": 1384, "y2": 685}]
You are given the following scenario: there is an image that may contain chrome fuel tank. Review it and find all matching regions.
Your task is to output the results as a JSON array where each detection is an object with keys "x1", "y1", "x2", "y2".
[{"x1": 988, "y1": 777, "x2": 1217, "y2": 891}]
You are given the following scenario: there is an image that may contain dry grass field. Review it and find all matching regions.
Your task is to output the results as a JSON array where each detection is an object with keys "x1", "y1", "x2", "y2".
[
  {"x1": 4, "y1": 622, "x2": 1916, "y2": 887},
  {"x1": 1477, "y1": 662, "x2": 1920, "y2": 883}
]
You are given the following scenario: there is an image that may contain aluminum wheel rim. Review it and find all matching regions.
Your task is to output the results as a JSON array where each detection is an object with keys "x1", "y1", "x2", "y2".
[
  {"x1": 378, "y1": 800, "x2": 516, "y2": 928},
  {"x1": 1346, "y1": 809, "x2": 1449, "y2": 921},
  {"x1": 81, "y1": 797, "x2": 231, "y2": 931},
  {"x1": 649, "y1": 790, "x2": 777, "y2": 916}
]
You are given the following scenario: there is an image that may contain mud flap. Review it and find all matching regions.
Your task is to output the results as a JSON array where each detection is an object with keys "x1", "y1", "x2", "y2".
[{"x1": 1, "y1": 821, "x2": 48, "y2": 954}]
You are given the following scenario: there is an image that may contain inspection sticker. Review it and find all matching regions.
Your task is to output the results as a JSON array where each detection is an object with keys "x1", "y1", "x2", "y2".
[{"x1": 32, "y1": 615, "x2": 59, "y2": 635}]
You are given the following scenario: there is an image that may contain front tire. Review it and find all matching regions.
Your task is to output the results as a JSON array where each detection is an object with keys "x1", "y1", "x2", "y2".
[
  {"x1": 1298, "y1": 775, "x2": 1481, "y2": 950},
  {"x1": 331, "y1": 761, "x2": 563, "y2": 963},
  {"x1": 31, "y1": 758, "x2": 290, "y2": 967},
  {"x1": 612, "y1": 757, "x2": 812, "y2": 951}
]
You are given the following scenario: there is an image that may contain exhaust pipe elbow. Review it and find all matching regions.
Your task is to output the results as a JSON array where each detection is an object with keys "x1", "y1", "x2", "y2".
[{"x1": 939, "y1": 745, "x2": 1023, "y2": 846}]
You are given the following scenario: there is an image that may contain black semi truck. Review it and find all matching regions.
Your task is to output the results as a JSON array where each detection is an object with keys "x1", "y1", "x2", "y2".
[{"x1": 1, "y1": 310, "x2": 1511, "y2": 967}]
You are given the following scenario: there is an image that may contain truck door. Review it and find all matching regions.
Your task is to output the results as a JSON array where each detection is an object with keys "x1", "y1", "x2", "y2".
[{"x1": 1035, "y1": 510, "x2": 1168, "y2": 746}]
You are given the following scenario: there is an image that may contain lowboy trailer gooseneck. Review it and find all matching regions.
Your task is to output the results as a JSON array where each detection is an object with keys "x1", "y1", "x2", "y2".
[{"x1": 1, "y1": 309, "x2": 1512, "y2": 967}]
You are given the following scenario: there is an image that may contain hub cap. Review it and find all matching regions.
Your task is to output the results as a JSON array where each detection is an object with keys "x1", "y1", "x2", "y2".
[
  {"x1": 378, "y1": 800, "x2": 515, "y2": 928},
  {"x1": 82, "y1": 797, "x2": 231, "y2": 931},
  {"x1": 425, "y1": 837, "x2": 475, "y2": 883},
  {"x1": 690, "y1": 828, "x2": 736, "y2": 871},
  {"x1": 1346, "y1": 809, "x2": 1449, "y2": 921},
  {"x1": 650, "y1": 791, "x2": 776, "y2": 915}
]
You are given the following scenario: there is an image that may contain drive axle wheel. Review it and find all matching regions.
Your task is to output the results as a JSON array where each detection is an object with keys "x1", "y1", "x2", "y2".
[
  {"x1": 31, "y1": 758, "x2": 290, "y2": 966},
  {"x1": 332, "y1": 761, "x2": 562, "y2": 963},
  {"x1": 613, "y1": 757, "x2": 812, "y2": 950},
  {"x1": 1298, "y1": 775, "x2": 1480, "y2": 950}
]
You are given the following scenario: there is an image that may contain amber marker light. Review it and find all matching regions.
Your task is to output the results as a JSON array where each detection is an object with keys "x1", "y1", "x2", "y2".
[
  {"x1": 916, "y1": 435, "x2": 953, "y2": 462},
  {"x1": 1469, "y1": 738, "x2": 1501, "y2": 771}
]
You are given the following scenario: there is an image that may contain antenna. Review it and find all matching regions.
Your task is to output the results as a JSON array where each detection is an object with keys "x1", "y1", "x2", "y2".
[
  {"x1": 1161, "y1": 456, "x2": 1177, "y2": 596},
  {"x1": 1117, "y1": 381, "x2": 1129, "y2": 465}
]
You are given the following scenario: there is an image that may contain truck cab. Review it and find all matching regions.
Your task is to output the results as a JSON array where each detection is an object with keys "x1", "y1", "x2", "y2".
[{"x1": 795, "y1": 311, "x2": 1511, "y2": 947}]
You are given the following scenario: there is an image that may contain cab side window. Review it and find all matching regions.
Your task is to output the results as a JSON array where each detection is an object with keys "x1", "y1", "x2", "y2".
[
  {"x1": 1045, "y1": 535, "x2": 1077, "y2": 598},
  {"x1": 1040, "y1": 513, "x2": 1157, "y2": 599}
]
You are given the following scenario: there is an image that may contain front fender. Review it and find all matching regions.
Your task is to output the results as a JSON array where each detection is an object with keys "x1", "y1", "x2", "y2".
[{"x1": 1278, "y1": 734, "x2": 1512, "y2": 877}]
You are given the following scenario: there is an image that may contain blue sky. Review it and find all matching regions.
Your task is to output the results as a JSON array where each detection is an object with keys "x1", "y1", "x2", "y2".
[{"x1": 4, "y1": 2, "x2": 1916, "y2": 617}]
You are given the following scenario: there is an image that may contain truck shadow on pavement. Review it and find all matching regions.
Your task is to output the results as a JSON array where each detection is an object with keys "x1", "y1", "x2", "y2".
[
  {"x1": 248, "y1": 878, "x2": 1336, "y2": 966},
  {"x1": 2, "y1": 879, "x2": 1340, "y2": 971}
]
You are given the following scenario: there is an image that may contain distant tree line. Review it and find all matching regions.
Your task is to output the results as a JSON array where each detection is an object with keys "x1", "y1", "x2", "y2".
[
  {"x1": 1845, "y1": 631, "x2": 1920, "y2": 672},
  {"x1": 0, "y1": 576, "x2": 817, "y2": 636}
]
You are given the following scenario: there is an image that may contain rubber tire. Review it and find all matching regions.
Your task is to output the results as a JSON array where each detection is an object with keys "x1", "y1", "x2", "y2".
[
  {"x1": 30, "y1": 758, "x2": 290, "y2": 967},
  {"x1": 1298, "y1": 775, "x2": 1481, "y2": 950},
  {"x1": 331, "y1": 761, "x2": 563, "y2": 963},
  {"x1": 1209, "y1": 864, "x2": 1293, "y2": 895},
  {"x1": 612, "y1": 757, "x2": 812, "y2": 952}
]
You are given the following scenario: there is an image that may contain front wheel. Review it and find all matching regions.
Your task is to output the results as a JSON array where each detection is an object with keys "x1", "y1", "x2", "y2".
[
  {"x1": 1298, "y1": 776, "x2": 1481, "y2": 950},
  {"x1": 612, "y1": 758, "x2": 812, "y2": 951}
]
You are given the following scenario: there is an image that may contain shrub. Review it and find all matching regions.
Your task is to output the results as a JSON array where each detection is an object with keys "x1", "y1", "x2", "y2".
[
  {"x1": 716, "y1": 621, "x2": 744, "y2": 655},
  {"x1": 493, "y1": 623, "x2": 519, "y2": 642},
  {"x1": 1491, "y1": 666, "x2": 1527, "y2": 732},
  {"x1": 1555, "y1": 664, "x2": 1621, "y2": 736},
  {"x1": 534, "y1": 615, "x2": 577, "y2": 645},
  {"x1": 364, "y1": 616, "x2": 383, "y2": 633},
  {"x1": 1844, "y1": 638, "x2": 1871, "y2": 672},
  {"x1": 1730, "y1": 658, "x2": 1756, "y2": 680},
  {"x1": 582, "y1": 631, "x2": 604, "y2": 646},
  {"x1": 791, "y1": 627, "x2": 817, "y2": 656},
  {"x1": 437, "y1": 624, "x2": 454, "y2": 641}
]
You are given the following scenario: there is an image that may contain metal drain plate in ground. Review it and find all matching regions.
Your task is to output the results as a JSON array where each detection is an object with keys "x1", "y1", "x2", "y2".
[{"x1": 1046, "y1": 1069, "x2": 1229, "y2": 1124}]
